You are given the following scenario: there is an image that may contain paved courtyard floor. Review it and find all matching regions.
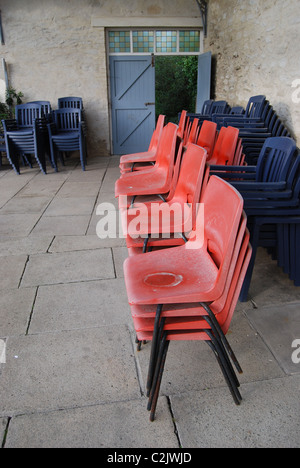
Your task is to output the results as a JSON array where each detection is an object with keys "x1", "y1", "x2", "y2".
[{"x1": 0, "y1": 154, "x2": 299, "y2": 448}]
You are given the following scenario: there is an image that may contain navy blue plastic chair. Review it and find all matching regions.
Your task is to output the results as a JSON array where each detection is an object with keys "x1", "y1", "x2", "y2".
[
  {"x1": 2, "y1": 117, "x2": 48, "y2": 174},
  {"x1": 58, "y1": 97, "x2": 83, "y2": 110},
  {"x1": 47, "y1": 108, "x2": 87, "y2": 171},
  {"x1": 29, "y1": 101, "x2": 52, "y2": 121}
]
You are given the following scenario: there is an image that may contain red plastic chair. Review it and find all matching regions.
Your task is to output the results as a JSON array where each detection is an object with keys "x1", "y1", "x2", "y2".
[
  {"x1": 184, "y1": 118, "x2": 199, "y2": 145},
  {"x1": 119, "y1": 115, "x2": 165, "y2": 174},
  {"x1": 123, "y1": 175, "x2": 244, "y2": 305},
  {"x1": 115, "y1": 123, "x2": 178, "y2": 202},
  {"x1": 207, "y1": 126, "x2": 240, "y2": 166},
  {"x1": 132, "y1": 241, "x2": 252, "y2": 420},
  {"x1": 122, "y1": 143, "x2": 208, "y2": 249},
  {"x1": 196, "y1": 120, "x2": 218, "y2": 160},
  {"x1": 118, "y1": 137, "x2": 184, "y2": 211},
  {"x1": 178, "y1": 110, "x2": 188, "y2": 140}
]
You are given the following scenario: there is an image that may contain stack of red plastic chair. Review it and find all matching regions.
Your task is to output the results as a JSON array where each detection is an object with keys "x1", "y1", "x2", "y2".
[
  {"x1": 206, "y1": 126, "x2": 241, "y2": 166},
  {"x1": 122, "y1": 142, "x2": 208, "y2": 251},
  {"x1": 115, "y1": 122, "x2": 180, "y2": 209},
  {"x1": 121, "y1": 175, "x2": 251, "y2": 421},
  {"x1": 119, "y1": 115, "x2": 165, "y2": 174}
]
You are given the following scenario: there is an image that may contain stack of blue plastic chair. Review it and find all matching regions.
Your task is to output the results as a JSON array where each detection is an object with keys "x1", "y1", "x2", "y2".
[
  {"x1": 0, "y1": 133, "x2": 6, "y2": 167},
  {"x1": 2, "y1": 103, "x2": 48, "y2": 174},
  {"x1": 47, "y1": 108, "x2": 87, "y2": 171},
  {"x1": 210, "y1": 136, "x2": 299, "y2": 301},
  {"x1": 182, "y1": 100, "x2": 231, "y2": 131},
  {"x1": 212, "y1": 95, "x2": 293, "y2": 165}
]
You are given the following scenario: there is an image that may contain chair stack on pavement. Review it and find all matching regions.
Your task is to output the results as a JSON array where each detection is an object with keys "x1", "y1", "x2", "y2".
[
  {"x1": 2, "y1": 102, "x2": 48, "y2": 174},
  {"x1": 211, "y1": 136, "x2": 299, "y2": 300},
  {"x1": 115, "y1": 113, "x2": 252, "y2": 421}
]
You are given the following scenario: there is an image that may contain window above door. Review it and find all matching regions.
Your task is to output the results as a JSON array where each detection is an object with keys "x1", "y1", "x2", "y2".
[{"x1": 108, "y1": 29, "x2": 203, "y2": 55}]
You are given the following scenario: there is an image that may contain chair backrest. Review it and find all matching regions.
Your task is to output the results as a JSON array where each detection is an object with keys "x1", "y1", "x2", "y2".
[
  {"x1": 186, "y1": 118, "x2": 199, "y2": 145},
  {"x1": 256, "y1": 137, "x2": 297, "y2": 183},
  {"x1": 244, "y1": 95, "x2": 266, "y2": 118},
  {"x1": 201, "y1": 99, "x2": 214, "y2": 115},
  {"x1": 199, "y1": 176, "x2": 244, "y2": 274},
  {"x1": 29, "y1": 101, "x2": 52, "y2": 117},
  {"x1": 177, "y1": 110, "x2": 187, "y2": 139},
  {"x1": 172, "y1": 143, "x2": 207, "y2": 226},
  {"x1": 210, "y1": 100, "x2": 229, "y2": 115},
  {"x1": 148, "y1": 114, "x2": 165, "y2": 152},
  {"x1": 196, "y1": 120, "x2": 217, "y2": 160},
  {"x1": 15, "y1": 103, "x2": 43, "y2": 128},
  {"x1": 52, "y1": 108, "x2": 82, "y2": 132},
  {"x1": 58, "y1": 97, "x2": 83, "y2": 109},
  {"x1": 208, "y1": 126, "x2": 239, "y2": 165}
]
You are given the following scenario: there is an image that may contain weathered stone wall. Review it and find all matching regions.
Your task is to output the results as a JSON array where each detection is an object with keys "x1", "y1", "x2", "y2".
[
  {"x1": 0, "y1": 0, "x2": 200, "y2": 157},
  {"x1": 204, "y1": 0, "x2": 300, "y2": 142}
]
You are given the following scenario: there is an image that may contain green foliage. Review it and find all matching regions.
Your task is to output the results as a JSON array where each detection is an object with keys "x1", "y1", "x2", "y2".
[
  {"x1": 155, "y1": 56, "x2": 198, "y2": 123},
  {"x1": 0, "y1": 87, "x2": 23, "y2": 132}
]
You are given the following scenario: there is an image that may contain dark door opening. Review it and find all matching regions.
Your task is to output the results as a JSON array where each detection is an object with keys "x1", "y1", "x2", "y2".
[{"x1": 155, "y1": 55, "x2": 198, "y2": 123}]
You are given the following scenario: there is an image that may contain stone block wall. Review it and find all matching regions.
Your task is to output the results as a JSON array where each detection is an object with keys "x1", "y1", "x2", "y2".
[{"x1": 204, "y1": 0, "x2": 300, "y2": 142}]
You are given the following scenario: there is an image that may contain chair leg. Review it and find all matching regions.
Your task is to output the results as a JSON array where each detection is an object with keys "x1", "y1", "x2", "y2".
[
  {"x1": 200, "y1": 302, "x2": 243, "y2": 374},
  {"x1": 146, "y1": 304, "x2": 164, "y2": 396},
  {"x1": 205, "y1": 331, "x2": 242, "y2": 406},
  {"x1": 148, "y1": 333, "x2": 170, "y2": 422},
  {"x1": 239, "y1": 223, "x2": 260, "y2": 302},
  {"x1": 203, "y1": 316, "x2": 241, "y2": 390}
]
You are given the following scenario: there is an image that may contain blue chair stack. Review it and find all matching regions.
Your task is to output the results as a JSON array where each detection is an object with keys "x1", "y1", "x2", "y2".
[
  {"x1": 2, "y1": 102, "x2": 48, "y2": 174},
  {"x1": 210, "y1": 136, "x2": 299, "y2": 301},
  {"x1": 47, "y1": 108, "x2": 87, "y2": 172}
]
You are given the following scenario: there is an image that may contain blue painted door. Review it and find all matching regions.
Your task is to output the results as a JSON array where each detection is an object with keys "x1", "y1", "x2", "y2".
[
  {"x1": 110, "y1": 55, "x2": 155, "y2": 155},
  {"x1": 196, "y1": 52, "x2": 212, "y2": 113}
]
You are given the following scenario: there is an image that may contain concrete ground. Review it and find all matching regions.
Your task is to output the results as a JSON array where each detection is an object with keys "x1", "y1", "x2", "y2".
[{"x1": 0, "y1": 154, "x2": 299, "y2": 449}]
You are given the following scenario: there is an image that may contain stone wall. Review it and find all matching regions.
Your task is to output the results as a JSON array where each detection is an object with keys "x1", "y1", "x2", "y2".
[
  {"x1": 0, "y1": 0, "x2": 200, "y2": 157},
  {"x1": 204, "y1": 0, "x2": 300, "y2": 142}
]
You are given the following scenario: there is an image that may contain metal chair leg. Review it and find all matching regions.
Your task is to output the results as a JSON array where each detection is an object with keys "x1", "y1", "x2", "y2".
[
  {"x1": 148, "y1": 333, "x2": 170, "y2": 421},
  {"x1": 200, "y1": 302, "x2": 243, "y2": 374},
  {"x1": 205, "y1": 330, "x2": 242, "y2": 405}
]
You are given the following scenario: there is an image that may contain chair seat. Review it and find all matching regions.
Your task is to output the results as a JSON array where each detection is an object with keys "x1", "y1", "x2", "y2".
[
  {"x1": 124, "y1": 243, "x2": 220, "y2": 305},
  {"x1": 52, "y1": 132, "x2": 80, "y2": 140}
]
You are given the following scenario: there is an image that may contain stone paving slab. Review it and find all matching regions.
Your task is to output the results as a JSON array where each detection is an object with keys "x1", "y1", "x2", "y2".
[
  {"x1": 246, "y1": 302, "x2": 300, "y2": 375},
  {"x1": 30, "y1": 215, "x2": 91, "y2": 236},
  {"x1": 0, "y1": 236, "x2": 53, "y2": 257},
  {"x1": 21, "y1": 249, "x2": 115, "y2": 287},
  {"x1": 0, "y1": 255, "x2": 28, "y2": 290},
  {"x1": 16, "y1": 180, "x2": 64, "y2": 198},
  {"x1": 49, "y1": 235, "x2": 126, "y2": 253},
  {"x1": 56, "y1": 181, "x2": 100, "y2": 198},
  {"x1": 0, "y1": 325, "x2": 140, "y2": 416},
  {"x1": 0, "y1": 214, "x2": 41, "y2": 237},
  {"x1": 43, "y1": 197, "x2": 96, "y2": 217},
  {"x1": 0, "y1": 288, "x2": 37, "y2": 336},
  {"x1": 29, "y1": 278, "x2": 130, "y2": 333},
  {"x1": 4, "y1": 398, "x2": 178, "y2": 448},
  {"x1": 170, "y1": 375, "x2": 300, "y2": 448},
  {"x1": 0, "y1": 196, "x2": 51, "y2": 214}
]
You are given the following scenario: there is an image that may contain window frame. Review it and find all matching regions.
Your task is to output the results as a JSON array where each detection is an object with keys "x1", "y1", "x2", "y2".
[{"x1": 107, "y1": 28, "x2": 204, "y2": 56}]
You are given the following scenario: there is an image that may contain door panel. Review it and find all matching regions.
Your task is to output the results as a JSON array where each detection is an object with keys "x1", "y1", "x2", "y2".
[
  {"x1": 196, "y1": 51, "x2": 212, "y2": 113},
  {"x1": 110, "y1": 56, "x2": 155, "y2": 155}
]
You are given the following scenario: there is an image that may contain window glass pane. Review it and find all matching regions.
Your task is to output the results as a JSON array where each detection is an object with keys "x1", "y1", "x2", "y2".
[
  {"x1": 179, "y1": 30, "x2": 200, "y2": 52},
  {"x1": 156, "y1": 30, "x2": 177, "y2": 53},
  {"x1": 109, "y1": 31, "x2": 130, "y2": 53},
  {"x1": 132, "y1": 30, "x2": 154, "y2": 53}
]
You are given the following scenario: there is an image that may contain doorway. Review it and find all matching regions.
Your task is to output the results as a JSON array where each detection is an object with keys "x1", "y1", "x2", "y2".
[{"x1": 155, "y1": 55, "x2": 198, "y2": 123}]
